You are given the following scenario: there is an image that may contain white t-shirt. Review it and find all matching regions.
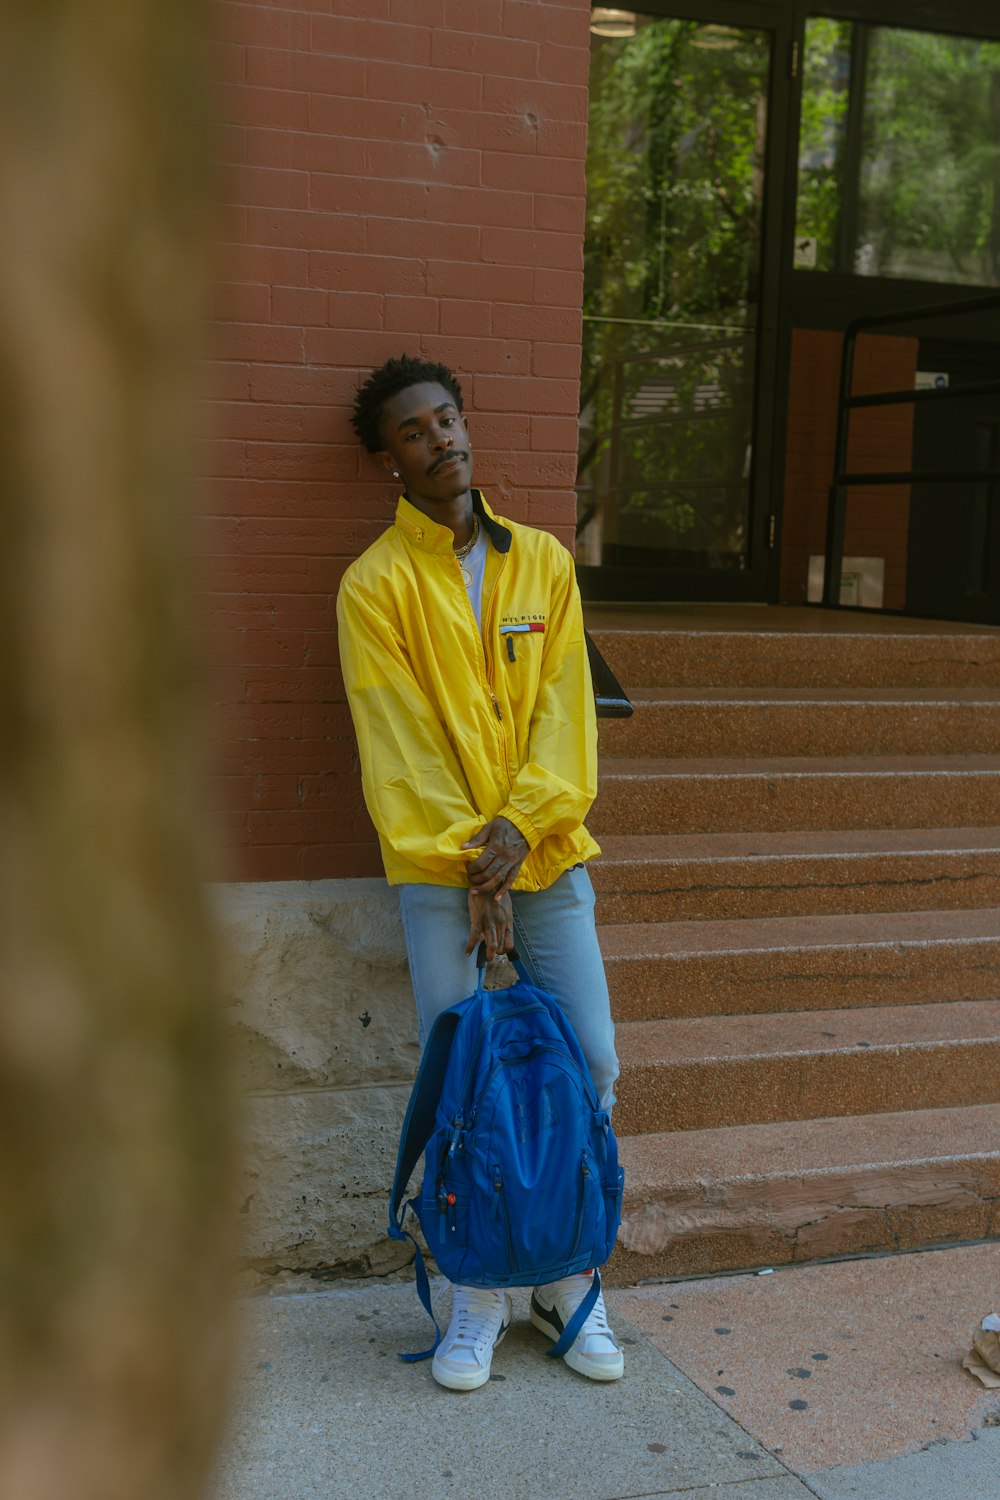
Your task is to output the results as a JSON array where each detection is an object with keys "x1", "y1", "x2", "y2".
[{"x1": 459, "y1": 525, "x2": 490, "y2": 634}]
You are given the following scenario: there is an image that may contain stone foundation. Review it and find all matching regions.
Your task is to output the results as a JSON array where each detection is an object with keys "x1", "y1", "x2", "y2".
[{"x1": 211, "y1": 879, "x2": 419, "y2": 1284}]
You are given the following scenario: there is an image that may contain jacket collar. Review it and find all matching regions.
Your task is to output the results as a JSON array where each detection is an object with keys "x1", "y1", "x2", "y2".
[{"x1": 393, "y1": 489, "x2": 512, "y2": 555}]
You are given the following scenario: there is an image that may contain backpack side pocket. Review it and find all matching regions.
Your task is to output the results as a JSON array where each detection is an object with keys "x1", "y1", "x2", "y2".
[{"x1": 602, "y1": 1164, "x2": 625, "y2": 1262}]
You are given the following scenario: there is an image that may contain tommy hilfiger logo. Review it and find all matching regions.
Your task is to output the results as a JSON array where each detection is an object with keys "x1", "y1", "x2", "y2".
[
  {"x1": 501, "y1": 611, "x2": 547, "y2": 626},
  {"x1": 500, "y1": 618, "x2": 544, "y2": 662}
]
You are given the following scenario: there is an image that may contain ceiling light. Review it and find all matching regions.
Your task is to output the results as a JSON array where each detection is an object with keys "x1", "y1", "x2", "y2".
[
  {"x1": 690, "y1": 24, "x2": 741, "y2": 49},
  {"x1": 591, "y1": 8, "x2": 637, "y2": 38}
]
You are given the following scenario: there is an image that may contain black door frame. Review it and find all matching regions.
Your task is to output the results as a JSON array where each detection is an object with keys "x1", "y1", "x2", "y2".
[
  {"x1": 580, "y1": 0, "x2": 1000, "y2": 605},
  {"x1": 577, "y1": 0, "x2": 797, "y2": 604}
]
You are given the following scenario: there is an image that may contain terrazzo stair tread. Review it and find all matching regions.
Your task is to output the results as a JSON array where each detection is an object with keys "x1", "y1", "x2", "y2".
[
  {"x1": 597, "y1": 907, "x2": 1000, "y2": 1020},
  {"x1": 599, "y1": 686, "x2": 1000, "y2": 758},
  {"x1": 584, "y1": 598, "x2": 1000, "y2": 632},
  {"x1": 617, "y1": 1101, "x2": 1000, "y2": 1189},
  {"x1": 590, "y1": 753, "x2": 1000, "y2": 835},
  {"x1": 599, "y1": 751, "x2": 1000, "y2": 776},
  {"x1": 607, "y1": 686, "x2": 1000, "y2": 703},
  {"x1": 596, "y1": 825, "x2": 1000, "y2": 860},
  {"x1": 612, "y1": 998, "x2": 1000, "y2": 1136},
  {"x1": 587, "y1": 624, "x2": 1000, "y2": 689},
  {"x1": 584, "y1": 604, "x2": 1000, "y2": 636},
  {"x1": 589, "y1": 826, "x2": 1000, "y2": 924},
  {"x1": 606, "y1": 1103, "x2": 1000, "y2": 1281},
  {"x1": 590, "y1": 636, "x2": 1000, "y2": 693}
]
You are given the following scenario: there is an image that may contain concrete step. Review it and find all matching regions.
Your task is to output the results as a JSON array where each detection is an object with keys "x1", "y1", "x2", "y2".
[
  {"x1": 591, "y1": 754, "x2": 1000, "y2": 837},
  {"x1": 599, "y1": 907, "x2": 1000, "y2": 1021},
  {"x1": 598, "y1": 687, "x2": 1000, "y2": 759},
  {"x1": 591, "y1": 826, "x2": 1000, "y2": 924},
  {"x1": 588, "y1": 621, "x2": 1000, "y2": 690},
  {"x1": 607, "y1": 1103, "x2": 1000, "y2": 1282},
  {"x1": 612, "y1": 998, "x2": 1000, "y2": 1136}
]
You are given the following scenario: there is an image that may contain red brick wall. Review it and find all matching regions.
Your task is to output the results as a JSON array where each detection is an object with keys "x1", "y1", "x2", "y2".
[
  {"x1": 201, "y1": 0, "x2": 591, "y2": 881},
  {"x1": 780, "y1": 328, "x2": 917, "y2": 610}
]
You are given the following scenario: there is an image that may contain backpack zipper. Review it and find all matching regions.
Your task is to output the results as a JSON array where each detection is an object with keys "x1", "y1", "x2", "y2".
[
  {"x1": 492, "y1": 1166, "x2": 519, "y2": 1273},
  {"x1": 569, "y1": 1150, "x2": 596, "y2": 1263}
]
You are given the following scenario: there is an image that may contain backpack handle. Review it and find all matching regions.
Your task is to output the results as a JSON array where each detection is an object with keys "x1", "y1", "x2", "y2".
[{"x1": 476, "y1": 942, "x2": 532, "y2": 987}]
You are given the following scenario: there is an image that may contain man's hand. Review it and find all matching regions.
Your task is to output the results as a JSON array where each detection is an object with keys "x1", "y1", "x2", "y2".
[
  {"x1": 462, "y1": 816, "x2": 530, "y2": 898},
  {"x1": 465, "y1": 889, "x2": 514, "y2": 961}
]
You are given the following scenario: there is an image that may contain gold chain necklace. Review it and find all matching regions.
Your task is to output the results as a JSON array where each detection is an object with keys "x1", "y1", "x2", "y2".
[{"x1": 453, "y1": 513, "x2": 480, "y2": 563}]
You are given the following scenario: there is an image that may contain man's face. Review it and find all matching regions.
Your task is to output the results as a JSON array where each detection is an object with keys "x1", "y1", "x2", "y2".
[{"x1": 376, "y1": 381, "x2": 473, "y2": 505}]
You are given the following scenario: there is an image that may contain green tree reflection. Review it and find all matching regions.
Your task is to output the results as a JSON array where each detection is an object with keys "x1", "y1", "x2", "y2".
[{"x1": 580, "y1": 17, "x2": 768, "y2": 564}]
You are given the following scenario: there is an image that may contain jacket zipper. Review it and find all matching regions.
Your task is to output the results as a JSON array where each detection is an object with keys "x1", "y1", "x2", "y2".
[
  {"x1": 453, "y1": 548, "x2": 512, "y2": 779},
  {"x1": 481, "y1": 549, "x2": 512, "y2": 775}
]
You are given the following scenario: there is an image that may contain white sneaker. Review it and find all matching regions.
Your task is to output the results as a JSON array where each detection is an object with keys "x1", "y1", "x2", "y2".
[
  {"x1": 530, "y1": 1272, "x2": 624, "y2": 1381},
  {"x1": 431, "y1": 1285, "x2": 513, "y2": 1391}
]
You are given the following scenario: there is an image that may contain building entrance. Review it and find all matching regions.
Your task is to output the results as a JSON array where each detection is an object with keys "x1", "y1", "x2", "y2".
[
  {"x1": 577, "y1": 3, "x2": 790, "y2": 602},
  {"x1": 579, "y1": 2, "x2": 1000, "y2": 618}
]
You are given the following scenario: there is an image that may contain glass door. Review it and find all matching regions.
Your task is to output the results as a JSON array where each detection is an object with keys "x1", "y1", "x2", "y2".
[
  {"x1": 577, "y1": 4, "x2": 787, "y2": 600},
  {"x1": 787, "y1": 11, "x2": 1000, "y2": 622}
]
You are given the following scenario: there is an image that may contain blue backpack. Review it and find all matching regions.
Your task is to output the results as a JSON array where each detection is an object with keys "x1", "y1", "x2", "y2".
[{"x1": 388, "y1": 949, "x2": 624, "y2": 1362}]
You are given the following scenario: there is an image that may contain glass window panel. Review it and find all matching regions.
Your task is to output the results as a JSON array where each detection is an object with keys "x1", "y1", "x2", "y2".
[
  {"x1": 580, "y1": 10, "x2": 770, "y2": 571},
  {"x1": 795, "y1": 18, "x2": 851, "y2": 273},
  {"x1": 796, "y1": 21, "x2": 1000, "y2": 286}
]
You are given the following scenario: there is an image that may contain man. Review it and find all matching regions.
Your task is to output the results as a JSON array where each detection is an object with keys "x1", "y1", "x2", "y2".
[{"x1": 337, "y1": 354, "x2": 622, "y2": 1391}]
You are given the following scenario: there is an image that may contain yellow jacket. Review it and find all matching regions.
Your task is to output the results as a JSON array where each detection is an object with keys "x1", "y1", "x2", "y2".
[{"x1": 337, "y1": 491, "x2": 600, "y2": 890}]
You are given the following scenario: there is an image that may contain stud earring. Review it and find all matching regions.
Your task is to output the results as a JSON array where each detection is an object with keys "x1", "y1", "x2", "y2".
[{"x1": 392, "y1": 470, "x2": 400, "y2": 478}]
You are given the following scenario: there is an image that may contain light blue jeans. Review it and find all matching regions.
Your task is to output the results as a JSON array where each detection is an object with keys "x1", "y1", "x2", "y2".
[{"x1": 397, "y1": 864, "x2": 619, "y2": 1113}]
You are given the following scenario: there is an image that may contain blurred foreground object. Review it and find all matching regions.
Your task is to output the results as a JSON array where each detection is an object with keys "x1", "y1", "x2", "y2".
[{"x1": 0, "y1": 4, "x2": 232, "y2": 1498}]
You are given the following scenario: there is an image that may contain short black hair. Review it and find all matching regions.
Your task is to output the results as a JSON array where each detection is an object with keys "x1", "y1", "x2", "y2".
[{"x1": 351, "y1": 354, "x2": 464, "y2": 454}]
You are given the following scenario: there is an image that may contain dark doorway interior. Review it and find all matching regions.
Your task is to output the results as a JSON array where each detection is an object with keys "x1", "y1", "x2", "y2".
[{"x1": 906, "y1": 340, "x2": 1000, "y2": 623}]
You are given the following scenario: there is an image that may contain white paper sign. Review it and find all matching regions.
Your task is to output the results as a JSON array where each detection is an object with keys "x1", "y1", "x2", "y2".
[
  {"x1": 794, "y1": 235, "x2": 817, "y2": 268},
  {"x1": 915, "y1": 371, "x2": 949, "y2": 390}
]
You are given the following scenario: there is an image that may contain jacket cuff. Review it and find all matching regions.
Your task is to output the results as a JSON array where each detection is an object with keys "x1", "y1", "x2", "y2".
[{"x1": 500, "y1": 804, "x2": 541, "y2": 850}]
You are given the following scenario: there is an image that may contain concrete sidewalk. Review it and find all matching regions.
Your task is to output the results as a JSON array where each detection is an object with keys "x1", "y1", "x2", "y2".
[{"x1": 209, "y1": 1243, "x2": 1000, "y2": 1500}]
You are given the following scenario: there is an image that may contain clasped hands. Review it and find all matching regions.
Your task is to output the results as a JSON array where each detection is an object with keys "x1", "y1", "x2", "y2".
[{"x1": 462, "y1": 815, "x2": 529, "y2": 961}]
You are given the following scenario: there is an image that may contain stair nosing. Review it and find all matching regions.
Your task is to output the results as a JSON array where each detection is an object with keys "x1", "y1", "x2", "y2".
[
  {"x1": 596, "y1": 905, "x2": 1000, "y2": 959},
  {"x1": 614, "y1": 1102, "x2": 1000, "y2": 1174},
  {"x1": 615, "y1": 995, "x2": 1000, "y2": 1046},
  {"x1": 599, "y1": 753, "x2": 1000, "y2": 777},
  {"x1": 593, "y1": 827, "x2": 1000, "y2": 861},
  {"x1": 620, "y1": 687, "x2": 1000, "y2": 705}
]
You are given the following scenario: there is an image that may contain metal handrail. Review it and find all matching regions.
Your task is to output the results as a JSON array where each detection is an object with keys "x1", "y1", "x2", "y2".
[{"x1": 822, "y1": 290, "x2": 1000, "y2": 607}]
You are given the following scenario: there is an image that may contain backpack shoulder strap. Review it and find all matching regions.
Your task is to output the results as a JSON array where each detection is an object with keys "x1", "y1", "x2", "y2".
[
  {"x1": 388, "y1": 1002, "x2": 464, "y2": 1236},
  {"x1": 508, "y1": 950, "x2": 532, "y2": 987},
  {"x1": 545, "y1": 1269, "x2": 603, "y2": 1360},
  {"x1": 388, "y1": 1007, "x2": 462, "y2": 1365}
]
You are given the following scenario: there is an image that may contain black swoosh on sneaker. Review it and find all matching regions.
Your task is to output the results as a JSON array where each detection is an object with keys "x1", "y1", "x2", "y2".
[{"x1": 530, "y1": 1291, "x2": 564, "y2": 1337}]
